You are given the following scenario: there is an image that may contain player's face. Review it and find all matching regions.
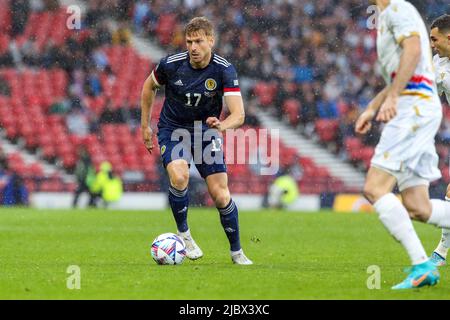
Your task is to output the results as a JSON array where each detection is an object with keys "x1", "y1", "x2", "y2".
[
  {"x1": 186, "y1": 31, "x2": 214, "y2": 65},
  {"x1": 430, "y1": 27, "x2": 450, "y2": 57}
]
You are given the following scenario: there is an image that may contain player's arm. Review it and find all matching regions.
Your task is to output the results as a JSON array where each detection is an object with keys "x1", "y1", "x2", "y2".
[
  {"x1": 376, "y1": 36, "x2": 421, "y2": 123},
  {"x1": 207, "y1": 95, "x2": 245, "y2": 132},
  {"x1": 140, "y1": 72, "x2": 159, "y2": 153},
  {"x1": 355, "y1": 87, "x2": 389, "y2": 135},
  {"x1": 389, "y1": 36, "x2": 422, "y2": 96},
  {"x1": 207, "y1": 64, "x2": 244, "y2": 131}
]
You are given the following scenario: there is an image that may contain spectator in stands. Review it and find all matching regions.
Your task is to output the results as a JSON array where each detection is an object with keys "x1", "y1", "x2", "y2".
[
  {"x1": 92, "y1": 47, "x2": 110, "y2": 71},
  {"x1": 20, "y1": 36, "x2": 40, "y2": 66},
  {"x1": 0, "y1": 75, "x2": 11, "y2": 96},
  {"x1": 292, "y1": 52, "x2": 314, "y2": 84},
  {"x1": 66, "y1": 106, "x2": 90, "y2": 137},
  {"x1": 10, "y1": 0, "x2": 30, "y2": 36},
  {"x1": 49, "y1": 96, "x2": 71, "y2": 114},
  {"x1": 1, "y1": 171, "x2": 29, "y2": 206},
  {"x1": 112, "y1": 21, "x2": 131, "y2": 46},
  {"x1": 273, "y1": 80, "x2": 296, "y2": 118},
  {"x1": 99, "y1": 100, "x2": 125, "y2": 124},
  {"x1": 94, "y1": 21, "x2": 113, "y2": 46},
  {"x1": 0, "y1": 148, "x2": 8, "y2": 171},
  {"x1": 72, "y1": 147, "x2": 96, "y2": 208},
  {"x1": 89, "y1": 161, "x2": 123, "y2": 208},
  {"x1": 133, "y1": 0, "x2": 151, "y2": 34},
  {"x1": 0, "y1": 40, "x2": 13, "y2": 67},
  {"x1": 41, "y1": 41, "x2": 61, "y2": 68},
  {"x1": 244, "y1": 102, "x2": 261, "y2": 127},
  {"x1": 85, "y1": 69, "x2": 103, "y2": 97},
  {"x1": 299, "y1": 88, "x2": 318, "y2": 125},
  {"x1": 264, "y1": 171, "x2": 299, "y2": 209},
  {"x1": 317, "y1": 94, "x2": 339, "y2": 119}
]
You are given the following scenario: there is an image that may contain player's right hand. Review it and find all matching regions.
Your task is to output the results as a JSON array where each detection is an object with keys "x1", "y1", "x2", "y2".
[
  {"x1": 446, "y1": 184, "x2": 450, "y2": 201},
  {"x1": 355, "y1": 109, "x2": 375, "y2": 135},
  {"x1": 142, "y1": 126, "x2": 154, "y2": 154}
]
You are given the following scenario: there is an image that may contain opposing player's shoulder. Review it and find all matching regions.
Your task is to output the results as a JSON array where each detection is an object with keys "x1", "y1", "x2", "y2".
[
  {"x1": 212, "y1": 54, "x2": 234, "y2": 69},
  {"x1": 433, "y1": 54, "x2": 448, "y2": 67}
]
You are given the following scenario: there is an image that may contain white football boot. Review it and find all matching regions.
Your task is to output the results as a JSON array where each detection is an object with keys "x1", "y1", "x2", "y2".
[
  {"x1": 177, "y1": 230, "x2": 203, "y2": 260},
  {"x1": 231, "y1": 249, "x2": 253, "y2": 265}
]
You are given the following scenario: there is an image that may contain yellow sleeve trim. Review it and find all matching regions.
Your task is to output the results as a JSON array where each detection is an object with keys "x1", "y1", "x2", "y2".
[{"x1": 396, "y1": 31, "x2": 420, "y2": 44}]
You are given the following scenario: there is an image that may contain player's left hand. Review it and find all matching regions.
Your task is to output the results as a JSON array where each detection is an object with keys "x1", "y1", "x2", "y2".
[
  {"x1": 206, "y1": 117, "x2": 222, "y2": 131},
  {"x1": 376, "y1": 94, "x2": 398, "y2": 123}
]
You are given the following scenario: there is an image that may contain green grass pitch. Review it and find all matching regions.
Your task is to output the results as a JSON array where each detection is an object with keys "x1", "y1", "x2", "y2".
[{"x1": 1, "y1": 208, "x2": 450, "y2": 299}]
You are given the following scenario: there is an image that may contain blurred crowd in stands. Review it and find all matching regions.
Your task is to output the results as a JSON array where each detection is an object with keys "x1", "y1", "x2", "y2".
[
  {"x1": 0, "y1": 0, "x2": 140, "y2": 139},
  {"x1": 126, "y1": 0, "x2": 450, "y2": 174}
]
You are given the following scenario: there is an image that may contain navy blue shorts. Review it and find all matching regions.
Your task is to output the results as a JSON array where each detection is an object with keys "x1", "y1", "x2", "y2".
[{"x1": 157, "y1": 126, "x2": 227, "y2": 179}]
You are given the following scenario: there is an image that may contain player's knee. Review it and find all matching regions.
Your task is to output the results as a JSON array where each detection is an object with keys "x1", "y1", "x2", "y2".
[
  {"x1": 169, "y1": 171, "x2": 189, "y2": 190},
  {"x1": 405, "y1": 203, "x2": 432, "y2": 222},
  {"x1": 363, "y1": 183, "x2": 382, "y2": 204},
  {"x1": 211, "y1": 188, "x2": 230, "y2": 208}
]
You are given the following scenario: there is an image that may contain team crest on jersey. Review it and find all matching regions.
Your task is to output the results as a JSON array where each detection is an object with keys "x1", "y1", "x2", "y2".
[
  {"x1": 205, "y1": 79, "x2": 217, "y2": 91},
  {"x1": 161, "y1": 145, "x2": 166, "y2": 155}
]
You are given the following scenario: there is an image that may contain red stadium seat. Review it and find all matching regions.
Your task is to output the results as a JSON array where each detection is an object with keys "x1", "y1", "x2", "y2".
[
  {"x1": 283, "y1": 99, "x2": 301, "y2": 126},
  {"x1": 253, "y1": 82, "x2": 277, "y2": 107},
  {"x1": 315, "y1": 119, "x2": 340, "y2": 142}
]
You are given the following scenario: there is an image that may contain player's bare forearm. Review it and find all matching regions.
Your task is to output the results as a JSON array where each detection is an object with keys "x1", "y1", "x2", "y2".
[
  {"x1": 388, "y1": 36, "x2": 421, "y2": 97},
  {"x1": 220, "y1": 111, "x2": 245, "y2": 131},
  {"x1": 220, "y1": 95, "x2": 245, "y2": 131},
  {"x1": 140, "y1": 74, "x2": 158, "y2": 129},
  {"x1": 367, "y1": 87, "x2": 389, "y2": 113}
]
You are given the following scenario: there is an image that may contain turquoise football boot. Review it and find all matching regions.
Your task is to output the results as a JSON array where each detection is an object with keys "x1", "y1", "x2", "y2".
[{"x1": 392, "y1": 260, "x2": 440, "y2": 290}]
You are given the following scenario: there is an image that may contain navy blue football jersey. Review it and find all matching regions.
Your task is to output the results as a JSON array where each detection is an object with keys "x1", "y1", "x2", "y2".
[{"x1": 151, "y1": 51, "x2": 241, "y2": 130}]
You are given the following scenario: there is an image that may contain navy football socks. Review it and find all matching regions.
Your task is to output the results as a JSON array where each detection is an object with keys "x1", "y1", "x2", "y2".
[
  {"x1": 218, "y1": 199, "x2": 241, "y2": 252},
  {"x1": 168, "y1": 186, "x2": 189, "y2": 233}
]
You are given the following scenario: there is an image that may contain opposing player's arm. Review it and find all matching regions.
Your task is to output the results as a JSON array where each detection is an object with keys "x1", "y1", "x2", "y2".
[
  {"x1": 355, "y1": 87, "x2": 389, "y2": 135},
  {"x1": 140, "y1": 72, "x2": 160, "y2": 153},
  {"x1": 388, "y1": 36, "x2": 422, "y2": 96},
  {"x1": 376, "y1": 36, "x2": 421, "y2": 123}
]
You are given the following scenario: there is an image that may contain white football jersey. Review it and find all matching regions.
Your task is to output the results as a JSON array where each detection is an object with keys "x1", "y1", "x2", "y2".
[
  {"x1": 434, "y1": 54, "x2": 450, "y2": 103},
  {"x1": 376, "y1": 0, "x2": 438, "y2": 100}
]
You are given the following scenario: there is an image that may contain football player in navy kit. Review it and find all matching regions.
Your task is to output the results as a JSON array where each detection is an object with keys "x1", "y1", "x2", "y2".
[{"x1": 141, "y1": 17, "x2": 252, "y2": 264}]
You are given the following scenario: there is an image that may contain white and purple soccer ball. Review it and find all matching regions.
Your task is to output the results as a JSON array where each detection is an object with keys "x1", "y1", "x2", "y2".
[{"x1": 151, "y1": 233, "x2": 186, "y2": 265}]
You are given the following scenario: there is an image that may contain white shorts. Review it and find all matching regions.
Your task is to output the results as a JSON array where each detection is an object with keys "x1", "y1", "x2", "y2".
[{"x1": 371, "y1": 94, "x2": 442, "y2": 190}]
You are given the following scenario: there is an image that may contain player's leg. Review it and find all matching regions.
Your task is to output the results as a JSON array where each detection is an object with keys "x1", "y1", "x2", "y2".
[
  {"x1": 165, "y1": 159, "x2": 203, "y2": 259},
  {"x1": 166, "y1": 159, "x2": 190, "y2": 233},
  {"x1": 158, "y1": 128, "x2": 203, "y2": 260},
  {"x1": 430, "y1": 184, "x2": 450, "y2": 265},
  {"x1": 430, "y1": 185, "x2": 450, "y2": 265},
  {"x1": 364, "y1": 167, "x2": 429, "y2": 266},
  {"x1": 402, "y1": 184, "x2": 450, "y2": 266},
  {"x1": 205, "y1": 172, "x2": 252, "y2": 265},
  {"x1": 363, "y1": 167, "x2": 438, "y2": 289}
]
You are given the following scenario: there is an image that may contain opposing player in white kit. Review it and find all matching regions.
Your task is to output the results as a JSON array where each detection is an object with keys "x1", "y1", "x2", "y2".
[
  {"x1": 356, "y1": 1, "x2": 450, "y2": 289},
  {"x1": 429, "y1": 14, "x2": 450, "y2": 267}
]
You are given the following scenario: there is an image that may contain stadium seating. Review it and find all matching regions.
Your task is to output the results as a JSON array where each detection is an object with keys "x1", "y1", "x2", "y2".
[{"x1": 0, "y1": 3, "x2": 374, "y2": 195}]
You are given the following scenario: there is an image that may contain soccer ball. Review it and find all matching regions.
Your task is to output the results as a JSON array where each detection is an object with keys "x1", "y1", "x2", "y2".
[{"x1": 151, "y1": 233, "x2": 186, "y2": 265}]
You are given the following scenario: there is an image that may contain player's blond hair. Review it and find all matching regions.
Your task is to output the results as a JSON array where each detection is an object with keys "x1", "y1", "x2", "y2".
[{"x1": 185, "y1": 17, "x2": 215, "y2": 38}]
